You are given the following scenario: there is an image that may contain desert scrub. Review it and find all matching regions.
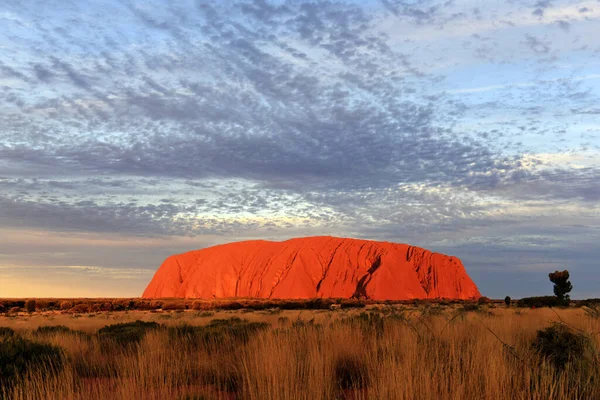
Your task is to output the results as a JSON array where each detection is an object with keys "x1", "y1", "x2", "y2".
[
  {"x1": 25, "y1": 300, "x2": 36, "y2": 313},
  {"x1": 34, "y1": 325, "x2": 88, "y2": 338},
  {"x1": 0, "y1": 336, "x2": 64, "y2": 389},
  {"x1": 334, "y1": 353, "x2": 370, "y2": 391},
  {"x1": 162, "y1": 302, "x2": 186, "y2": 311},
  {"x1": 167, "y1": 318, "x2": 270, "y2": 350},
  {"x1": 532, "y1": 323, "x2": 597, "y2": 371},
  {"x1": 97, "y1": 320, "x2": 160, "y2": 347}
]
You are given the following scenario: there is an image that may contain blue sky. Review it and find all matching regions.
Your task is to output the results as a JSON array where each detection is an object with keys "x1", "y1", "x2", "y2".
[{"x1": 0, "y1": 0, "x2": 599, "y2": 298}]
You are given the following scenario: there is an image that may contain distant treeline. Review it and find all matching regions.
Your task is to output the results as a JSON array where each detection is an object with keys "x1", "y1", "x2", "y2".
[{"x1": 0, "y1": 297, "x2": 598, "y2": 313}]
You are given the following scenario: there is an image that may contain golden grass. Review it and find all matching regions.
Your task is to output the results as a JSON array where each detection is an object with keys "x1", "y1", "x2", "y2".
[{"x1": 1, "y1": 305, "x2": 599, "y2": 400}]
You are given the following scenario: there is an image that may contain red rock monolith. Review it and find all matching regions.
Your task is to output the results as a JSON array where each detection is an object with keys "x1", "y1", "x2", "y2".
[{"x1": 142, "y1": 236, "x2": 481, "y2": 300}]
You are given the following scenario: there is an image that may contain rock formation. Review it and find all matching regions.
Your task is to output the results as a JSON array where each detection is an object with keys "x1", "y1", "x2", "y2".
[{"x1": 142, "y1": 236, "x2": 481, "y2": 300}]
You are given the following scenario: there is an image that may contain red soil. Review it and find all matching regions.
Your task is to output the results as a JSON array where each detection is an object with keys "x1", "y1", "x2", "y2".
[{"x1": 142, "y1": 236, "x2": 481, "y2": 300}]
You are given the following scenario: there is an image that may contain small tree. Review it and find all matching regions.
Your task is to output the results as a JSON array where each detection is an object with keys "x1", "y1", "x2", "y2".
[
  {"x1": 504, "y1": 296, "x2": 511, "y2": 307},
  {"x1": 549, "y1": 270, "x2": 573, "y2": 305}
]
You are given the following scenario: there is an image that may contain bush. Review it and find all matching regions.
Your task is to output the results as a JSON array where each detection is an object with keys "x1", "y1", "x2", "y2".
[
  {"x1": 162, "y1": 302, "x2": 186, "y2": 311},
  {"x1": 97, "y1": 320, "x2": 160, "y2": 347},
  {"x1": 60, "y1": 301, "x2": 73, "y2": 310},
  {"x1": 133, "y1": 300, "x2": 160, "y2": 310},
  {"x1": 192, "y1": 301, "x2": 208, "y2": 310},
  {"x1": 460, "y1": 303, "x2": 480, "y2": 312},
  {"x1": 205, "y1": 318, "x2": 269, "y2": 343},
  {"x1": 278, "y1": 300, "x2": 304, "y2": 310},
  {"x1": 168, "y1": 318, "x2": 269, "y2": 349},
  {"x1": 0, "y1": 336, "x2": 64, "y2": 387},
  {"x1": 2, "y1": 300, "x2": 25, "y2": 309},
  {"x1": 69, "y1": 304, "x2": 90, "y2": 313},
  {"x1": 9, "y1": 307, "x2": 21, "y2": 314},
  {"x1": 35, "y1": 300, "x2": 49, "y2": 311},
  {"x1": 306, "y1": 298, "x2": 334, "y2": 309},
  {"x1": 504, "y1": 296, "x2": 511, "y2": 307},
  {"x1": 532, "y1": 323, "x2": 595, "y2": 371},
  {"x1": 218, "y1": 301, "x2": 243, "y2": 310},
  {"x1": 34, "y1": 325, "x2": 87, "y2": 337},
  {"x1": 579, "y1": 298, "x2": 600, "y2": 308},
  {"x1": 478, "y1": 296, "x2": 491, "y2": 304},
  {"x1": 334, "y1": 354, "x2": 369, "y2": 390},
  {"x1": 517, "y1": 296, "x2": 561, "y2": 308},
  {"x1": 25, "y1": 300, "x2": 36, "y2": 313},
  {"x1": 339, "y1": 299, "x2": 366, "y2": 309}
]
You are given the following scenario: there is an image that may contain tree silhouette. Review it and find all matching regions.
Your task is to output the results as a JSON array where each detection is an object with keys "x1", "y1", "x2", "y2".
[{"x1": 548, "y1": 270, "x2": 573, "y2": 304}]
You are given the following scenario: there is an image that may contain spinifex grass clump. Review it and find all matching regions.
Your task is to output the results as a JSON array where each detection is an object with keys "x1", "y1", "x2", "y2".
[
  {"x1": 167, "y1": 318, "x2": 269, "y2": 349},
  {"x1": 532, "y1": 323, "x2": 596, "y2": 371},
  {"x1": 34, "y1": 325, "x2": 88, "y2": 337},
  {"x1": 97, "y1": 320, "x2": 160, "y2": 347},
  {"x1": 334, "y1": 353, "x2": 370, "y2": 391},
  {"x1": 0, "y1": 335, "x2": 64, "y2": 389},
  {"x1": 518, "y1": 296, "x2": 562, "y2": 308}
]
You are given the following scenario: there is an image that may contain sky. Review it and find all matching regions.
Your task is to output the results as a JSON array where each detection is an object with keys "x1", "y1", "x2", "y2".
[{"x1": 0, "y1": 0, "x2": 599, "y2": 299}]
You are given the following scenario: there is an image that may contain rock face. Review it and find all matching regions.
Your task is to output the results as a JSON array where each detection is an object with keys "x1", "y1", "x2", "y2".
[{"x1": 142, "y1": 236, "x2": 481, "y2": 300}]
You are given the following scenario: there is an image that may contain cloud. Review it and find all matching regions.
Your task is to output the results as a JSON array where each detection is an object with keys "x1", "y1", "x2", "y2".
[{"x1": 0, "y1": 0, "x2": 599, "y2": 297}]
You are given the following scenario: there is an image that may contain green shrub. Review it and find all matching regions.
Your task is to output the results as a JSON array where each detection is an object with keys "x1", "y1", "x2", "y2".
[
  {"x1": 532, "y1": 323, "x2": 595, "y2": 371},
  {"x1": 0, "y1": 336, "x2": 64, "y2": 387},
  {"x1": 97, "y1": 320, "x2": 160, "y2": 347},
  {"x1": 517, "y1": 296, "x2": 561, "y2": 308}
]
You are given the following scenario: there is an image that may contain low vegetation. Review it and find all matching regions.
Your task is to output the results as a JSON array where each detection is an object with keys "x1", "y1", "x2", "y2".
[{"x1": 0, "y1": 305, "x2": 599, "y2": 399}]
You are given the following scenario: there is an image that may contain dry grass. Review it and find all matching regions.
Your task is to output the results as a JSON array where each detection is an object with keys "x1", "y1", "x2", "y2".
[{"x1": 1, "y1": 305, "x2": 599, "y2": 400}]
